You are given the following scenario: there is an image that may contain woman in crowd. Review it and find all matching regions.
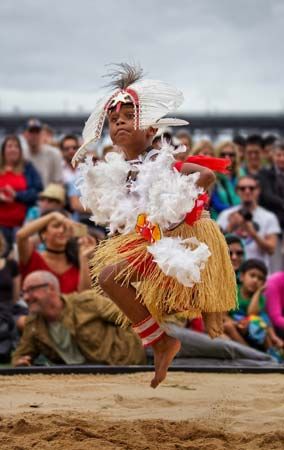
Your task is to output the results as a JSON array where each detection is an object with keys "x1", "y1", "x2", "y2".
[
  {"x1": 210, "y1": 141, "x2": 245, "y2": 219},
  {"x1": 16, "y1": 211, "x2": 96, "y2": 294},
  {"x1": 0, "y1": 135, "x2": 43, "y2": 253},
  {"x1": 192, "y1": 139, "x2": 215, "y2": 156},
  {"x1": 225, "y1": 234, "x2": 245, "y2": 283}
]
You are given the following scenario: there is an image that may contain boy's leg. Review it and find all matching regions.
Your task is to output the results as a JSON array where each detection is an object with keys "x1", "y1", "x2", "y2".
[{"x1": 99, "y1": 261, "x2": 180, "y2": 388}]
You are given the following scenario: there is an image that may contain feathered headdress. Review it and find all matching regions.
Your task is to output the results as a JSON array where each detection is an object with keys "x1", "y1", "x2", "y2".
[{"x1": 72, "y1": 63, "x2": 188, "y2": 165}]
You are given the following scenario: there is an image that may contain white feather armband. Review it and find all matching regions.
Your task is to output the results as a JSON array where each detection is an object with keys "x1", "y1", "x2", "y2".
[{"x1": 147, "y1": 237, "x2": 211, "y2": 287}]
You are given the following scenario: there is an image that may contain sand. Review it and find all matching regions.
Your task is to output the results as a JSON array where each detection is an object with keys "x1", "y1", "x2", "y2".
[{"x1": 0, "y1": 372, "x2": 283, "y2": 449}]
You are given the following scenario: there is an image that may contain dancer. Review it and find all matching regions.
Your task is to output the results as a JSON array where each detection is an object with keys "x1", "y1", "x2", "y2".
[{"x1": 73, "y1": 64, "x2": 236, "y2": 388}]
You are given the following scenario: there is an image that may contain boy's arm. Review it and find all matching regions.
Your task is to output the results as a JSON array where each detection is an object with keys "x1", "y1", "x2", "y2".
[
  {"x1": 247, "y1": 287, "x2": 264, "y2": 315},
  {"x1": 177, "y1": 162, "x2": 216, "y2": 190}
]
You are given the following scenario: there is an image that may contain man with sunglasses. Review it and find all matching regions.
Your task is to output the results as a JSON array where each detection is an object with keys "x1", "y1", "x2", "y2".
[
  {"x1": 12, "y1": 270, "x2": 146, "y2": 367},
  {"x1": 60, "y1": 134, "x2": 81, "y2": 185},
  {"x1": 217, "y1": 176, "x2": 280, "y2": 272}
]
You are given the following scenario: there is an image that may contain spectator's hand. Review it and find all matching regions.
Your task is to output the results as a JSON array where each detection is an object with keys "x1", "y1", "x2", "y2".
[
  {"x1": 50, "y1": 211, "x2": 67, "y2": 223},
  {"x1": 78, "y1": 235, "x2": 97, "y2": 259},
  {"x1": 14, "y1": 355, "x2": 32, "y2": 367},
  {"x1": 271, "y1": 336, "x2": 284, "y2": 349},
  {"x1": 228, "y1": 212, "x2": 244, "y2": 231},
  {"x1": 4, "y1": 185, "x2": 16, "y2": 199},
  {"x1": 242, "y1": 220, "x2": 257, "y2": 238},
  {"x1": 0, "y1": 191, "x2": 8, "y2": 202},
  {"x1": 0, "y1": 187, "x2": 14, "y2": 202}
]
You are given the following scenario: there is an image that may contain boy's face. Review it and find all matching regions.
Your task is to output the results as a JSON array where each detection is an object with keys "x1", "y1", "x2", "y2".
[
  {"x1": 240, "y1": 268, "x2": 266, "y2": 294},
  {"x1": 107, "y1": 104, "x2": 155, "y2": 152}
]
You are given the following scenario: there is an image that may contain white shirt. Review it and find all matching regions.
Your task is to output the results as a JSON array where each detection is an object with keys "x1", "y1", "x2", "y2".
[
  {"x1": 217, "y1": 205, "x2": 281, "y2": 271},
  {"x1": 21, "y1": 137, "x2": 63, "y2": 187}
]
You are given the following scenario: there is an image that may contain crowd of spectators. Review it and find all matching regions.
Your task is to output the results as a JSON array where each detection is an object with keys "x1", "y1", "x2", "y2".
[{"x1": 0, "y1": 118, "x2": 284, "y2": 366}]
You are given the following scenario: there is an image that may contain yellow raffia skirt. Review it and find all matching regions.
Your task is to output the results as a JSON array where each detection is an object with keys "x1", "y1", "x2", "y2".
[{"x1": 90, "y1": 212, "x2": 237, "y2": 323}]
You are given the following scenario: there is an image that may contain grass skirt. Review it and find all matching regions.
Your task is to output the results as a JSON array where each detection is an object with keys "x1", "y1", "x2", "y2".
[{"x1": 90, "y1": 212, "x2": 237, "y2": 323}]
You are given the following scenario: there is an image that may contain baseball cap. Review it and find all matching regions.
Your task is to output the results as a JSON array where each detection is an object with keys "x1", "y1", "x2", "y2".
[{"x1": 26, "y1": 118, "x2": 43, "y2": 131}]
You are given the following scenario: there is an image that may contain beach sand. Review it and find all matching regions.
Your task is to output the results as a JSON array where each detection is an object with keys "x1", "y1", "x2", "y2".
[{"x1": 0, "y1": 372, "x2": 283, "y2": 449}]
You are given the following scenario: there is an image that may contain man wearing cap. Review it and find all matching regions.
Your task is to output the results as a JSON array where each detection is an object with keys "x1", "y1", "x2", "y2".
[
  {"x1": 21, "y1": 118, "x2": 63, "y2": 187},
  {"x1": 25, "y1": 183, "x2": 66, "y2": 223}
]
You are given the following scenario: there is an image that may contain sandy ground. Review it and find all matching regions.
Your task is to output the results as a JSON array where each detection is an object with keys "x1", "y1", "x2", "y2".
[{"x1": 0, "y1": 372, "x2": 283, "y2": 449}]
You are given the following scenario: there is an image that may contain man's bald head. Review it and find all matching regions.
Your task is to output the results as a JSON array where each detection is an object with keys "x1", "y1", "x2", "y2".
[
  {"x1": 23, "y1": 270, "x2": 60, "y2": 293},
  {"x1": 22, "y1": 271, "x2": 62, "y2": 318}
]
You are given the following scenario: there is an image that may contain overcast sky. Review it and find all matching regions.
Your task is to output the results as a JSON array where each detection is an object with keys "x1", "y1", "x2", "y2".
[{"x1": 0, "y1": 0, "x2": 283, "y2": 113}]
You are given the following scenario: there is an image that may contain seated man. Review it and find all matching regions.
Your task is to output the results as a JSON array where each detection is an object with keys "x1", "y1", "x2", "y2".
[{"x1": 12, "y1": 271, "x2": 146, "y2": 367}]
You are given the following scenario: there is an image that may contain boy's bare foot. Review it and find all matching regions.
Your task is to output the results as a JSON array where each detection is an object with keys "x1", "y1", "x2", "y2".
[
  {"x1": 151, "y1": 334, "x2": 181, "y2": 389},
  {"x1": 203, "y1": 312, "x2": 224, "y2": 338}
]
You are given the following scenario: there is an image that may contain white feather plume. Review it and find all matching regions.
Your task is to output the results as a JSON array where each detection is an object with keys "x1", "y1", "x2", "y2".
[{"x1": 147, "y1": 237, "x2": 211, "y2": 287}]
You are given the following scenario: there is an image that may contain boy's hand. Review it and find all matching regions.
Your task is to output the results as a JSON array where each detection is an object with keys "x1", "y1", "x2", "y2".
[{"x1": 236, "y1": 319, "x2": 248, "y2": 332}]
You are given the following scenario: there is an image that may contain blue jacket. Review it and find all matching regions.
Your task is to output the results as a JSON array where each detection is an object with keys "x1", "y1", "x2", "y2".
[{"x1": 15, "y1": 162, "x2": 43, "y2": 206}]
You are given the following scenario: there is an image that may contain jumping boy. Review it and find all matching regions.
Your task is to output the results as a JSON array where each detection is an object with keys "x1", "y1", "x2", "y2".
[{"x1": 73, "y1": 64, "x2": 236, "y2": 387}]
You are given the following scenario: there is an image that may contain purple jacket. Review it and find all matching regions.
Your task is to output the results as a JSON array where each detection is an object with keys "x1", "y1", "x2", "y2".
[{"x1": 265, "y1": 272, "x2": 284, "y2": 329}]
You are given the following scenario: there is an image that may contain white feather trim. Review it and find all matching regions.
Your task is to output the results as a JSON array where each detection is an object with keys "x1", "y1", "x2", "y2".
[
  {"x1": 77, "y1": 143, "x2": 204, "y2": 234},
  {"x1": 147, "y1": 237, "x2": 211, "y2": 287}
]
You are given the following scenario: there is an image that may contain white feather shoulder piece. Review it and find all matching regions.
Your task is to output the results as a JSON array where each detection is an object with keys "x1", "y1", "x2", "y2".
[{"x1": 77, "y1": 153, "x2": 138, "y2": 235}]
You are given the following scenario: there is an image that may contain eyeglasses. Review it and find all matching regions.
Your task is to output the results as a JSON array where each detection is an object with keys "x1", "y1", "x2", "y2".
[
  {"x1": 237, "y1": 186, "x2": 257, "y2": 192},
  {"x1": 220, "y1": 152, "x2": 235, "y2": 158},
  {"x1": 21, "y1": 283, "x2": 49, "y2": 296},
  {"x1": 62, "y1": 146, "x2": 78, "y2": 151},
  {"x1": 229, "y1": 250, "x2": 244, "y2": 257}
]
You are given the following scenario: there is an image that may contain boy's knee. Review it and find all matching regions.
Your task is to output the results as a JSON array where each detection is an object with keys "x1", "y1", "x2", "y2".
[{"x1": 223, "y1": 320, "x2": 235, "y2": 332}]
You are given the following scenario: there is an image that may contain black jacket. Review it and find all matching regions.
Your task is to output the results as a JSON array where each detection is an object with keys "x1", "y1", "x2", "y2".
[
  {"x1": 15, "y1": 161, "x2": 43, "y2": 207},
  {"x1": 258, "y1": 166, "x2": 284, "y2": 230}
]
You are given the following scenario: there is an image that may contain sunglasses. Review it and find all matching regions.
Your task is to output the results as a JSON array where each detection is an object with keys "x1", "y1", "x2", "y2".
[
  {"x1": 229, "y1": 250, "x2": 244, "y2": 257},
  {"x1": 62, "y1": 145, "x2": 78, "y2": 151},
  {"x1": 237, "y1": 186, "x2": 257, "y2": 192},
  {"x1": 40, "y1": 197, "x2": 61, "y2": 204},
  {"x1": 21, "y1": 283, "x2": 49, "y2": 296},
  {"x1": 220, "y1": 152, "x2": 235, "y2": 158}
]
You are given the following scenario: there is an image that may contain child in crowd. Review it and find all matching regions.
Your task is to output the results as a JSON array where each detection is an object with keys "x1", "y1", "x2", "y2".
[{"x1": 224, "y1": 259, "x2": 283, "y2": 360}]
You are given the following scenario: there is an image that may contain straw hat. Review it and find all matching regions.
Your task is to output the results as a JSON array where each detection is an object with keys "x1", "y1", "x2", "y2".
[{"x1": 39, "y1": 184, "x2": 65, "y2": 204}]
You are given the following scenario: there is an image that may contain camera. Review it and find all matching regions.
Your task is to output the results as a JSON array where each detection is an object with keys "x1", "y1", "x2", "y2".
[{"x1": 238, "y1": 208, "x2": 253, "y2": 222}]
